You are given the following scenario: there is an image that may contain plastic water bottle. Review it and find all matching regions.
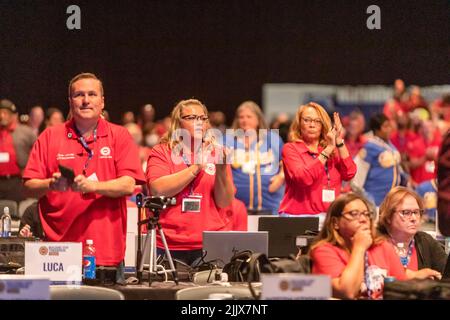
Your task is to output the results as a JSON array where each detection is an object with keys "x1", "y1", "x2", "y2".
[
  {"x1": 395, "y1": 242, "x2": 408, "y2": 266},
  {"x1": 1, "y1": 207, "x2": 11, "y2": 237},
  {"x1": 445, "y1": 238, "x2": 450, "y2": 255},
  {"x1": 83, "y1": 239, "x2": 96, "y2": 279}
]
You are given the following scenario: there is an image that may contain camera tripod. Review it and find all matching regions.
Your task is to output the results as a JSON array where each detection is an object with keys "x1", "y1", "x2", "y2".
[{"x1": 136, "y1": 194, "x2": 179, "y2": 286}]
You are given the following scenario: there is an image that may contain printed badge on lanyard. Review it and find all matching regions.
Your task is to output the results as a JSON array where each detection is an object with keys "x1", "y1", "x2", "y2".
[
  {"x1": 75, "y1": 125, "x2": 97, "y2": 175},
  {"x1": 322, "y1": 160, "x2": 335, "y2": 203},
  {"x1": 181, "y1": 152, "x2": 202, "y2": 213}
]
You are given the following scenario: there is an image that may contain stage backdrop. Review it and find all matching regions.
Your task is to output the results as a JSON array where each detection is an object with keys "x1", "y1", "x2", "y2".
[{"x1": 0, "y1": 0, "x2": 448, "y2": 124}]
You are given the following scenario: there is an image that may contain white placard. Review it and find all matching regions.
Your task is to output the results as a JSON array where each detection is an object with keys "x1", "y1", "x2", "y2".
[
  {"x1": 0, "y1": 275, "x2": 50, "y2": 300},
  {"x1": 261, "y1": 274, "x2": 331, "y2": 300},
  {"x1": 25, "y1": 242, "x2": 82, "y2": 284}
]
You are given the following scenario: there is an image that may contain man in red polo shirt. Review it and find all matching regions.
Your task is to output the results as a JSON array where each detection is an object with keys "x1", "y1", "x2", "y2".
[
  {"x1": 0, "y1": 99, "x2": 36, "y2": 203},
  {"x1": 23, "y1": 73, "x2": 145, "y2": 275}
]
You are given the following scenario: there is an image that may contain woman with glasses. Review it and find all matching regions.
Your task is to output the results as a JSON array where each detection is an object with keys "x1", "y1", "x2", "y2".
[
  {"x1": 311, "y1": 193, "x2": 407, "y2": 299},
  {"x1": 146, "y1": 99, "x2": 234, "y2": 265},
  {"x1": 377, "y1": 186, "x2": 446, "y2": 279},
  {"x1": 226, "y1": 101, "x2": 284, "y2": 215},
  {"x1": 279, "y1": 102, "x2": 356, "y2": 226}
]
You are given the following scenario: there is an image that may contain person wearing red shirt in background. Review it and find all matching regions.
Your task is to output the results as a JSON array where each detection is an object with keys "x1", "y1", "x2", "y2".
[
  {"x1": 438, "y1": 130, "x2": 450, "y2": 236},
  {"x1": 146, "y1": 99, "x2": 234, "y2": 266},
  {"x1": 383, "y1": 79, "x2": 409, "y2": 123},
  {"x1": 407, "y1": 119, "x2": 442, "y2": 185},
  {"x1": 311, "y1": 193, "x2": 407, "y2": 300},
  {"x1": 343, "y1": 109, "x2": 367, "y2": 159},
  {"x1": 0, "y1": 99, "x2": 36, "y2": 203},
  {"x1": 279, "y1": 102, "x2": 356, "y2": 227},
  {"x1": 23, "y1": 73, "x2": 145, "y2": 280}
]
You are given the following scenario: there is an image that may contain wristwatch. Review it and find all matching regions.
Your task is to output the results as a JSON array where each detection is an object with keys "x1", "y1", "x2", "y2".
[{"x1": 336, "y1": 140, "x2": 345, "y2": 148}]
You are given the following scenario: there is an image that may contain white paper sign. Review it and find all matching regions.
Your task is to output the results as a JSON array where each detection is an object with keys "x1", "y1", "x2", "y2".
[
  {"x1": 25, "y1": 242, "x2": 82, "y2": 284},
  {"x1": 0, "y1": 275, "x2": 50, "y2": 300},
  {"x1": 261, "y1": 274, "x2": 331, "y2": 300}
]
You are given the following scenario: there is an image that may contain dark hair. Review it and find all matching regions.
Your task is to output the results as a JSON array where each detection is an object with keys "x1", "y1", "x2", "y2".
[
  {"x1": 369, "y1": 113, "x2": 389, "y2": 132},
  {"x1": 311, "y1": 193, "x2": 380, "y2": 252}
]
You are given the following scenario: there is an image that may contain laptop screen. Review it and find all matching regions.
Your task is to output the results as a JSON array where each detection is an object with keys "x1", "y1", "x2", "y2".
[
  {"x1": 202, "y1": 231, "x2": 269, "y2": 267},
  {"x1": 258, "y1": 216, "x2": 319, "y2": 258}
]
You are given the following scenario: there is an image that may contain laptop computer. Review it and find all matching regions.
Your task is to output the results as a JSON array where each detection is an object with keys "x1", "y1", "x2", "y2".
[
  {"x1": 258, "y1": 216, "x2": 319, "y2": 258},
  {"x1": 202, "y1": 231, "x2": 269, "y2": 267}
]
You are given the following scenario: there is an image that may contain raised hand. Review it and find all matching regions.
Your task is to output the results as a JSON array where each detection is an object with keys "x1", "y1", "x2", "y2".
[
  {"x1": 333, "y1": 112, "x2": 345, "y2": 141},
  {"x1": 326, "y1": 127, "x2": 337, "y2": 147},
  {"x1": 351, "y1": 227, "x2": 373, "y2": 252}
]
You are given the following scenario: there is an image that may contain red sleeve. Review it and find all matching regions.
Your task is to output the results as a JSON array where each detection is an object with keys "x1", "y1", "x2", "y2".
[
  {"x1": 114, "y1": 127, "x2": 146, "y2": 185},
  {"x1": 146, "y1": 144, "x2": 171, "y2": 184},
  {"x1": 22, "y1": 130, "x2": 49, "y2": 180},
  {"x1": 282, "y1": 143, "x2": 325, "y2": 187},
  {"x1": 311, "y1": 244, "x2": 347, "y2": 278},
  {"x1": 335, "y1": 155, "x2": 357, "y2": 181}
]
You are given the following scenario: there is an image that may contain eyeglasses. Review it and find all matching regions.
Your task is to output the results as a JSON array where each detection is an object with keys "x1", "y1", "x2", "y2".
[
  {"x1": 342, "y1": 210, "x2": 373, "y2": 220},
  {"x1": 301, "y1": 117, "x2": 322, "y2": 125},
  {"x1": 396, "y1": 209, "x2": 424, "y2": 219},
  {"x1": 181, "y1": 114, "x2": 209, "y2": 122}
]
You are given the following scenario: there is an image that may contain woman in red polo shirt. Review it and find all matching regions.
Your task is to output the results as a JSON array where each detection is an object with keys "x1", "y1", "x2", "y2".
[
  {"x1": 279, "y1": 102, "x2": 356, "y2": 226},
  {"x1": 311, "y1": 193, "x2": 407, "y2": 299},
  {"x1": 146, "y1": 99, "x2": 234, "y2": 266}
]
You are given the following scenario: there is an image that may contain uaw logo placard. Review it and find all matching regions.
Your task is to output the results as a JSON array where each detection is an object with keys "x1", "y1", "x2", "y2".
[
  {"x1": 0, "y1": 276, "x2": 50, "y2": 300},
  {"x1": 261, "y1": 274, "x2": 331, "y2": 300},
  {"x1": 25, "y1": 242, "x2": 82, "y2": 284}
]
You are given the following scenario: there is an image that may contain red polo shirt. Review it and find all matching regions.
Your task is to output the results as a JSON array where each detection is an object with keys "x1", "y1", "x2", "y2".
[
  {"x1": 146, "y1": 143, "x2": 232, "y2": 250},
  {"x1": 0, "y1": 122, "x2": 20, "y2": 176},
  {"x1": 280, "y1": 141, "x2": 357, "y2": 215},
  {"x1": 23, "y1": 119, "x2": 145, "y2": 266}
]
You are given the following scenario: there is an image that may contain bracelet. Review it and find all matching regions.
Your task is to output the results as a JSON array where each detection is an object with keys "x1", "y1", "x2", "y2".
[
  {"x1": 189, "y1": 166, "x2": 199, "y2": 177},
  {"x1": 320, "y1": 152, "x2": 329, "y2": 160},
  {"x1": 336, "y1": 141, "x2": 345, "y2": 148}
]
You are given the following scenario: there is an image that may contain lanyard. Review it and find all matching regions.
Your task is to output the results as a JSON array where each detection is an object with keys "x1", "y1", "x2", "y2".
[
  {"x1": 364, "y1": 251, "x2": 372, "y2": 299},
  {"x1": 310, "y1": 152, "x2": 331, "y2": 187},
  {"x1": 400, "y1": 239, "x2": 415, "y2": 268},
  {"x1": 74, "y1": 125, "x2": 97, "y2": 175}
]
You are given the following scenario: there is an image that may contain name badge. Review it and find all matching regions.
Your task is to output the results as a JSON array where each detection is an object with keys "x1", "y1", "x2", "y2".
[
  {"x1": 322, "y1": 188, "x2": 335, "y2": 203},
  {"x1": 182, "y1": 194, "x2": 202, "y2": 213},
  {"x1": 425, "y1": 161, "x2": 435, "y2": 173},
  {"x1": 0, "y1": 152, "x2": 10, "y2": 163},
  {"x1": 261, "y1": 274, "x2": 331, "y2": 300}
]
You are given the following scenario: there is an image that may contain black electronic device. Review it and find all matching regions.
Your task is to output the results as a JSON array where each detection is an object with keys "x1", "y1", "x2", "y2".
[{"x1": 58, "y1": 164, "x2": 75, "y2": 184}]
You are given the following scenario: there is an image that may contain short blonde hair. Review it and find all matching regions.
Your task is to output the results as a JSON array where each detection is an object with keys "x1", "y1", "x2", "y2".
[
  {"x1": 288, "y1": 102, "x2": 331, "y2": 147},
  {"x1": 161, "y1": 99, "x2": 208, "y2": 149},
  {"x1": 68, "y1": 72, "x2": 104, "y2": 97}
]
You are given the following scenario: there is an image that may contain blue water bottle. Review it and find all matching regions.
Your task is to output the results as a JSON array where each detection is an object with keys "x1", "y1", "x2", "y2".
[{"x1": 83, "y1": 239, "x2": 96, "y2": 279}]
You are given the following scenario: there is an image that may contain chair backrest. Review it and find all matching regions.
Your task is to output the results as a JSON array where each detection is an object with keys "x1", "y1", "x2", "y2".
[
  {"x1": 175, "y1": 285, "x2": 256, "y2": 300},
  {"x1": 50, "y1": 285, "x2": 125, "y2": 300},
  {"x1": 0, "y1": 200, "x2": 18, "y2": 219},
  {"x1": 18, "y1": 198, "x2": 38, "y2": 218}
]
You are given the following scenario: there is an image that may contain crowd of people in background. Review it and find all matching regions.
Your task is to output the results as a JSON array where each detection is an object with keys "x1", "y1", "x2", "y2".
[{"x1": 0, "y1": 75, "x2": 449, "y2": 297}]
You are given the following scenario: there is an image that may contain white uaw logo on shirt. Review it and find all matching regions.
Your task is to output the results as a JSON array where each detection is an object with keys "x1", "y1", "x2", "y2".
[
  {"x1": 100, "y1": 146, "x2": 112, "y2": 159},
  {"x1": 205, "y1": 163, "x2": 216, "y2": 175}
]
